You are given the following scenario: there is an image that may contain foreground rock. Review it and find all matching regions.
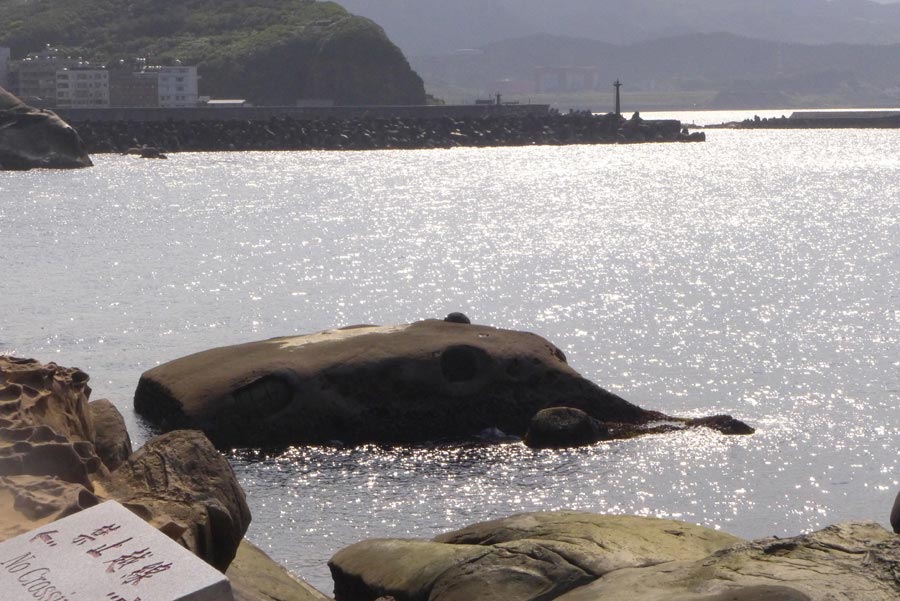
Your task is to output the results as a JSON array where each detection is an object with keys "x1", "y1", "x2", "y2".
[
  {"x1": 0, "y1": 356, "x2": 249, "y2": 567},
  {"x1": 331, "y1": 512, "x2": 900, "y2": 601},
  {"x1": 328, "y1": 511, "x2": 742, "y2": 601},
  {"x1": 0, "y1": 355, "x2": 330, "y2": 599},
  {"x1": 0, "y1": 87, "x2": 92, "y2": 170},
  {"x1": 134, "y1": 320, "x2": 752, "y2": 448},
  {"x1": 557, "y1": 521, "x2": 900, "y2": 601},
  {"x1": 104, "y1": 429, "x2": 252, "y2": 571},
  {"x1": 227, "y1": 539, "x2": 332, "y2": 601}
]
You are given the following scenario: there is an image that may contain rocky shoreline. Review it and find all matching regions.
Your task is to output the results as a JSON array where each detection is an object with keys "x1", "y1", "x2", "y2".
[
  {"x1": 2, "y1": 321, "x2": 899, "y2": 600},
  {"x1": 70, "y1": 112, "x2": 705, "y2": 155}
]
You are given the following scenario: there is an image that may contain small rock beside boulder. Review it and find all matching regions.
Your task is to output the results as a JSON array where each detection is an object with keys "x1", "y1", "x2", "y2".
[{"x1": 524, "y1": 407, "x2": 608, "y2": 449}]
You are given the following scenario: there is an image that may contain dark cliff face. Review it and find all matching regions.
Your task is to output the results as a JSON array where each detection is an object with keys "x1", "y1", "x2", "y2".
[
  {"x1": 0, "y1": 0, "x2": 427, "y2": 106},
  {"x1": 197, "y1": 16, "x2": 426, "y2": 106}
]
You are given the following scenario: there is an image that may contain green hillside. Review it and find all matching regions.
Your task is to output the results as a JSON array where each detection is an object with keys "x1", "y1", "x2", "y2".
[{"x1": 0, "y1": 0, "x2": 426, "y2": 105}]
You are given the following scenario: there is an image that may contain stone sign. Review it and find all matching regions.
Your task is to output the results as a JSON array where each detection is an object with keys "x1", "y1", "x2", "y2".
[{"x1": 0, "y1": 500, "x2": 233, "y2": 601}]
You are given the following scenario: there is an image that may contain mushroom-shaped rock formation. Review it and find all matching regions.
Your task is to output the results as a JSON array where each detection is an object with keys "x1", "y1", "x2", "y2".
[
  {"x1": 134, "y1": 320, "x2": 753, "y2": 448},
  {"x1": 0, "y1": 86, "x2": 93, "y2": 170},
  {"x1": 328, "y1": 511, "x2": 743, "y2": 601}
]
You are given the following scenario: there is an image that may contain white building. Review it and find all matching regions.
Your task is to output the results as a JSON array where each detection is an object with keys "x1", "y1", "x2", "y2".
[
  {"x1": 12, "y1": 46, "x2": 80, "y2": 106},
  {"x1": 157, "y1": 64, "x2": 199, "y2": 108},
  {"x1": 0, "y1": 47, "x2": 10, "y2": 90},
  {"x1": 56, "y1": 67, "x2": 110, "y2": 108}
]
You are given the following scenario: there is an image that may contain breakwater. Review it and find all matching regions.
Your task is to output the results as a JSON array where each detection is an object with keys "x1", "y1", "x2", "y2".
[
  {"x1": 55, "y1": 103, "x2": 551, "y2": 123},
  {"x1": 69, "y1": 112, "x2": 704, "y2": 154}
]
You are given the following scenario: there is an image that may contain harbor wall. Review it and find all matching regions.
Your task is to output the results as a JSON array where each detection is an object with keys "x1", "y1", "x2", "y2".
[{"x1": 55, "y1": 104, "x2": 552, "y2": 123}]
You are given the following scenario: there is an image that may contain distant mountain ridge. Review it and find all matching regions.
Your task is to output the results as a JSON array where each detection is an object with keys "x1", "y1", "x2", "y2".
[
  {"x1": 413, "y1": 31, "x2": 900, "y2": 109},
  {"x1": 339, "y1": 0, "x2": 900, "y2": 55}
]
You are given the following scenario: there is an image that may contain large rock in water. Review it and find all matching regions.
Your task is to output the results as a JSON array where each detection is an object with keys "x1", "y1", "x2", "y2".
[
  {"x1": 328, "y1": 511, "x2": 743, "y2": 601},
  {"x1": 134, "y1": 320, "x2": 752, "y2": 448},
  {"x1": 0, "y1": 87, "x2": 92, "y2": 170}
]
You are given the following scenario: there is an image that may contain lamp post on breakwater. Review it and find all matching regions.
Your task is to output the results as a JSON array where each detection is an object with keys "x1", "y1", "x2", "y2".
[{"x1": 614, "y1": 79, "x2": 622, "y2": 118}]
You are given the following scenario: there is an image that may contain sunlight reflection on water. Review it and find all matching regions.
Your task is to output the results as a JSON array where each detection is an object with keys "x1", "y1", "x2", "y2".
[{"x1": 2, "y1": 129, "x2": 899, "y2": 592}]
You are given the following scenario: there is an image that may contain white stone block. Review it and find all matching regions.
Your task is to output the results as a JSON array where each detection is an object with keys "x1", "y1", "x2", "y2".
[{"x1": 0, "y1": 500, "x2": 233, "y2": 601}]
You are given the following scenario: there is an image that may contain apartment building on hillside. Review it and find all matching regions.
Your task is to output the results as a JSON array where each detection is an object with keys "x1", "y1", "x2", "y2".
[{"x1": 56, "y1": 67, "x2": 110, "y2": 108}]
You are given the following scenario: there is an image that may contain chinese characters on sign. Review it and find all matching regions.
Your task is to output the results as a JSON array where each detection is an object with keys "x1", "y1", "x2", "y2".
[{"x1": 0, "y1": 501, "x2": 233, "y2": 601}]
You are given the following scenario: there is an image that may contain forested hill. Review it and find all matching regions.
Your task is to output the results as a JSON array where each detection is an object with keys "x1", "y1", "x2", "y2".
[{"x1": 0, "y1": 0, "x2": 426, "y2": 105}]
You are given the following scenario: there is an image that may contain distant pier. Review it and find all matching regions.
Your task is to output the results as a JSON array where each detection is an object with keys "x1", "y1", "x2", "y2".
[{"x1": 713, "y1": 109, "x2": 900, "y2": 129}]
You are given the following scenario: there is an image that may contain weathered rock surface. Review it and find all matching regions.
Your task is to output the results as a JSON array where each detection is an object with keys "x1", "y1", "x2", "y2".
[
  {"x1": 0, "y1": 357, "x2": 107, "y2": 516},
  {"x1": 0, "y1": 356, "x2": 96, "y2": 442},
  {"x1": 105, "y1": 429, "x2": 252, "y2": 572},
  {"x1": 556, "y1": 521, "x2": 900, "y2": 601},
  {"x1": 227, "y1": 539, "x2": 332, "y2": 601},
  {"x1": 524, "y1": 407, "x2": 608, "y2": 449},
  {"x1": 0, "y1": 87, "x2": 92, "y2": 170},
  {"x1": 0, "y1": 474, "x2": 100, "y2": 540},
  {"x1": 89, "y1": 398, "x2": 133, "y2": 471},
  {"x1": 0, "y1": 355, "x2": 332, "y2": 597},
  {"x1": 0, "y1": 356, "x2": 249, "y2": 569},
  {"x1": 134, "y1": 320, "x2": 752, "y2": 448},
  {"x1": 329, "y1": 511, "x2": 742, "y2": 601}
]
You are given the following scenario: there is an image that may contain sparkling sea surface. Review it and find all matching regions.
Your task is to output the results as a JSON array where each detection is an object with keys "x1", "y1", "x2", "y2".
[{"x1": 2, "y1": 126, "x2": 899, "y2": 593}]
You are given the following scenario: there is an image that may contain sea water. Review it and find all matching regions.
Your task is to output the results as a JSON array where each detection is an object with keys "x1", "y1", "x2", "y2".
[{"x1": 2, "y1": 127, "x2": 898, "y2": 592}]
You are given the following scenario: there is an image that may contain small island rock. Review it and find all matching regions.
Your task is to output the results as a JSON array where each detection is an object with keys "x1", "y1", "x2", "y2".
[{"x1": 134, "y1": 320, "x2": 753, "y2": 448}]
